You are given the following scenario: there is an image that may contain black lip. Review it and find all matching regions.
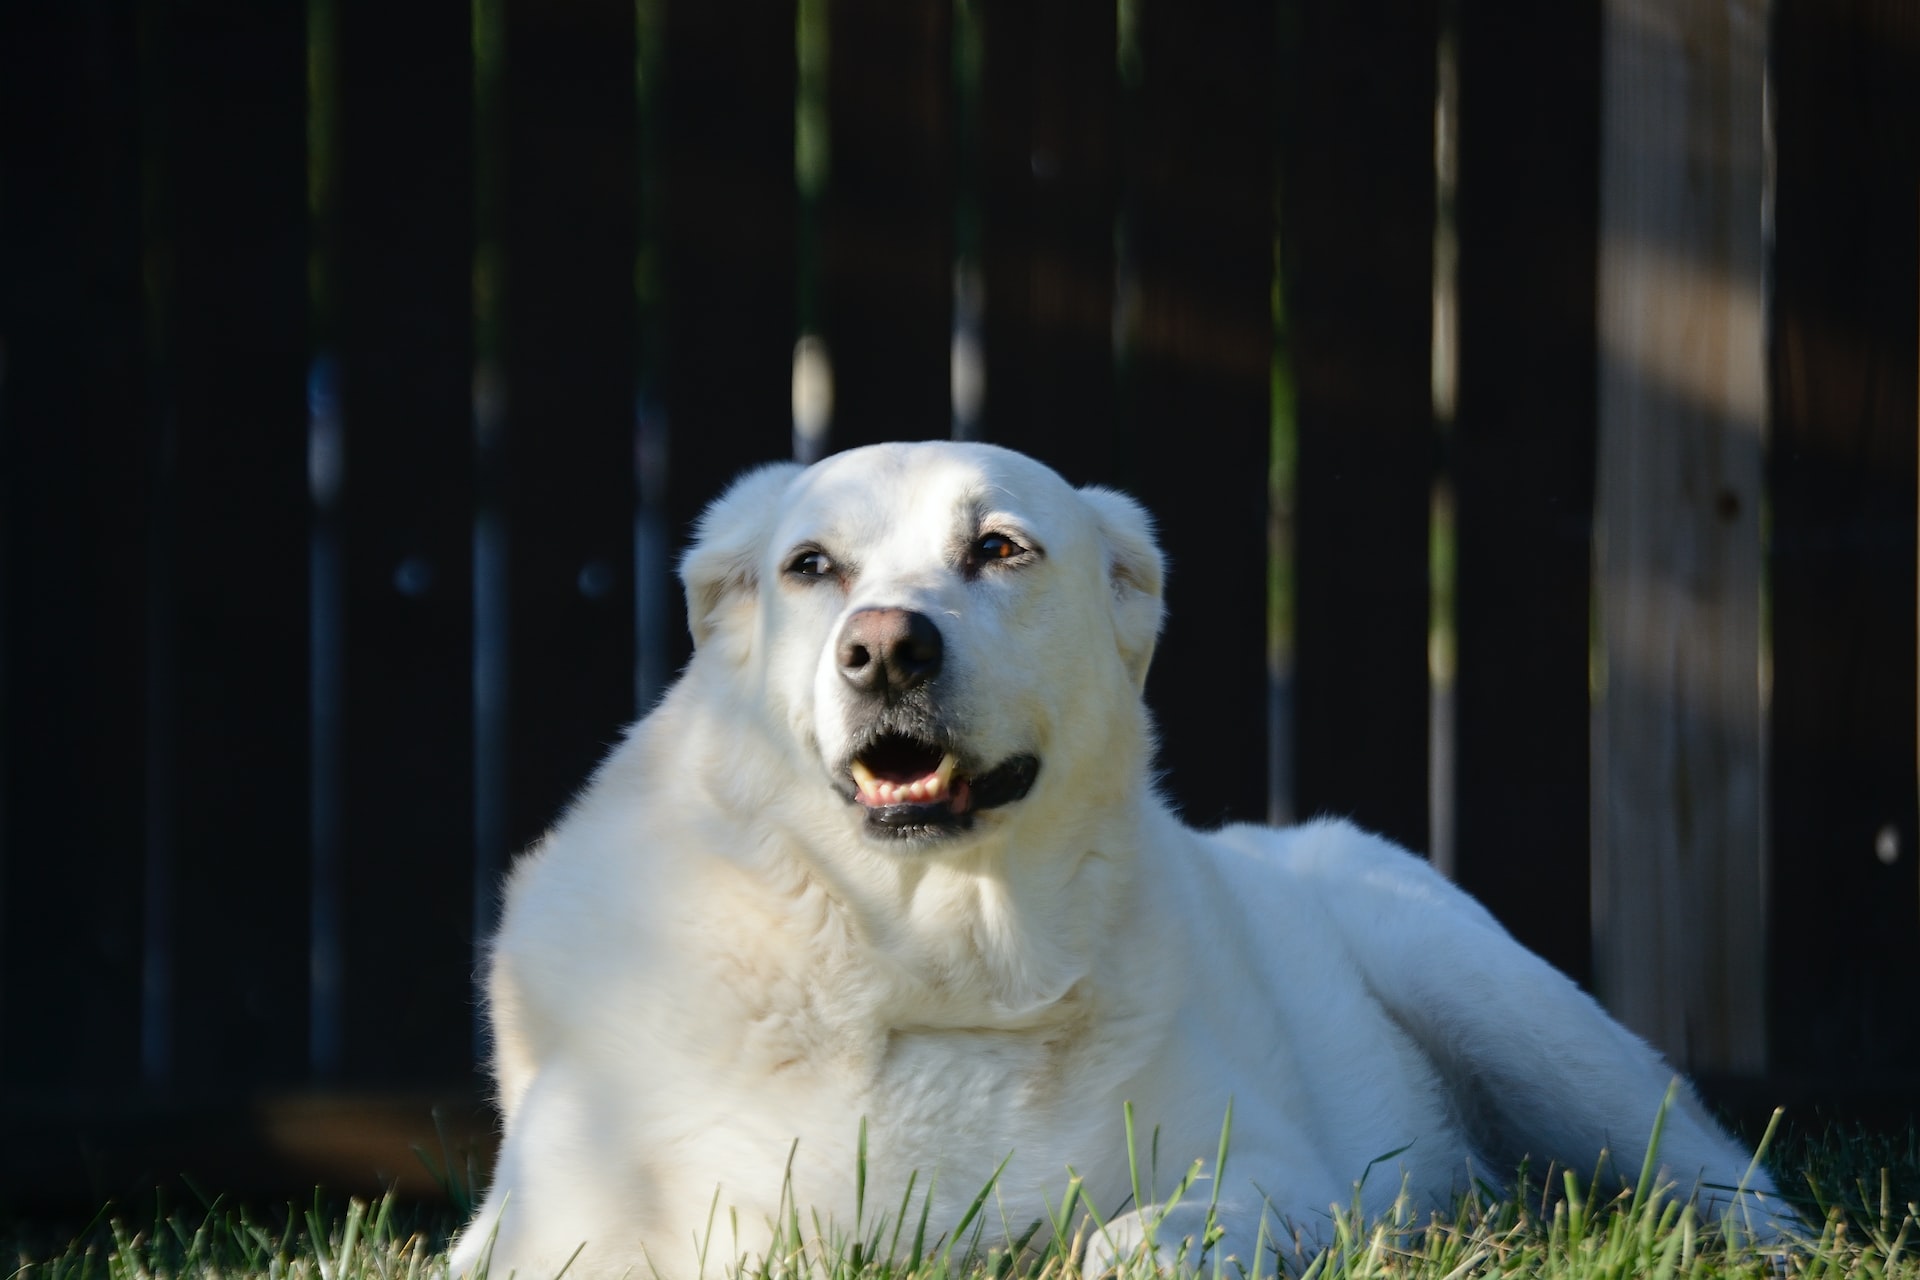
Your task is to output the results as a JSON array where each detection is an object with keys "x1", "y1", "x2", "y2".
[
  {"x1": 848, "y1": 752, "x2": 1041, "y2": 842},
  {"x1": 864, "y1": 801, "x2": 976, "y2": 838},
  {"x1": 968, "y1": 753, "x2": 1041, "y2": 810}
]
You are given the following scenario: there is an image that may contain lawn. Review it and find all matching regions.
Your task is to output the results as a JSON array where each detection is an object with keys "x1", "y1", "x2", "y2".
[{"x1": 6, "y1": 1115, "x2": 1915, "y2": 1280}]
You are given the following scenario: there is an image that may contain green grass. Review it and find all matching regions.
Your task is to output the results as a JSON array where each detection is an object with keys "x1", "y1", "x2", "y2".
[{"x1": 7, "y1": 1117, "x2": 1916, "y2": 1280}]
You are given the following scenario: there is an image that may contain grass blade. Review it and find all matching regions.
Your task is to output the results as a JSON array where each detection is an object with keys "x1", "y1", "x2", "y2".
[{"x1": 1632, "y1": 1080, "x2": 1680, "y2": 1218}]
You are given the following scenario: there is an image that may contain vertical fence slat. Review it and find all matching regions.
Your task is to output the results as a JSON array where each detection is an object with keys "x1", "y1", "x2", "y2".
[
  {"x1": 1119, "y1": 5, "x2": 1274, "y2": 828},
  {"x1": 1450, "y1": 0, "x2": 1600, "y2": 987},
  {"x1": 500, "y1": 0, "x2": 641, "y2": 857},
  {"x1": 0, "y1": 1, "x2": 150, "y2": 1091},
  {"x1": 658, "y1": 0, "x2": 798, "y2": 678},
  {"x1": 330, "y1": 0, "x2": 478, "y2": 1085},
  {"x1": 1281, "y1": 0, "x2": 1435, "y2": 851},
  {"x1": 1592, "y1": 0, "x2": 1766, "y2": 1071},
  {"x1": 823, "y1": 0, "x2": 954, "y2": 450},
  {"x1": 1767, "y1": 0, "x2": 1920, "y2": 1086},
  {"x1": 977, "y1": 0, "x2": 1119, "y2": 476},
  {"x1": 157, "y1": 0, "x2": 312, "y2": 1091}
]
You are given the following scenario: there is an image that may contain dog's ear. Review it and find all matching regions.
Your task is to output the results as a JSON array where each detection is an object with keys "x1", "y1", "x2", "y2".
[
  {"x1": 680, "y1": 462, "x2": 805, "y2": 652},
  {"x1": 1078, "y1": 485, "x2": 1166, "y2": 688}
]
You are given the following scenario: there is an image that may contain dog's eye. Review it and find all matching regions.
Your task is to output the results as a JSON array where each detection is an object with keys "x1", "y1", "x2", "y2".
[
  {"x1": 968, "y1": 532, "x2": 1031, "y2": 573},
  {"x1": 785, "y1": 548, "x2": 834, "y2": 579}
]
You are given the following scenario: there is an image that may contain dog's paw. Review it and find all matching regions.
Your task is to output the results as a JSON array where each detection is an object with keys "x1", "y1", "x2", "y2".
[{"x1": 1081, "y1": 1202, "x2": 1225, "y2": 1280}]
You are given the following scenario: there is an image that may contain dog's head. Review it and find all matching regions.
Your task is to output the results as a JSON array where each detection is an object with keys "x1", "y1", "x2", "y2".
[{"x1": 679, "y1": 442, "x2": 1164, "y2": 848}]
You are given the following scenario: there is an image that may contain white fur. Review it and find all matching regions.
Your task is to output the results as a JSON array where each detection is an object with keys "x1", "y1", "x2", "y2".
[{"x1": 451, "y1": 442, "x2": 1788, "y2": 1280}]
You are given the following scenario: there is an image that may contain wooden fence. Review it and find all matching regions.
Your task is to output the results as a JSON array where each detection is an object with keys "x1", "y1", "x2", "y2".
[{"x1": 0, "y1": 0, "x2": 1915, "y2": 1212}]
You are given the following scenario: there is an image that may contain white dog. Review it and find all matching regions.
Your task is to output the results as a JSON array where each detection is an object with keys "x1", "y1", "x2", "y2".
[{"x1": 451, "y1": 441, "x2": 1786, "y2": 1280}]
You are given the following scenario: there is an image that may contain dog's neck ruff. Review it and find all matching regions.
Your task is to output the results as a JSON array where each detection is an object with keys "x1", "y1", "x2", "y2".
[{"x1": 755, "y1": 773, "x2": 1147, "y2": 1025}]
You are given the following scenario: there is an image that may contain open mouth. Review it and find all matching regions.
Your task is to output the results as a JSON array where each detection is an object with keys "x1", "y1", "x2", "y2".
[{"x1": 844, "y1": 733, "x2": 1039, "y2": 839}]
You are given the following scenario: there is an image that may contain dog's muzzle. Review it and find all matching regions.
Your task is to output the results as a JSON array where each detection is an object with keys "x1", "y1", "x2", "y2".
[{"x1": 832, "y1": 607, "x2": 1039, "y2": 840}]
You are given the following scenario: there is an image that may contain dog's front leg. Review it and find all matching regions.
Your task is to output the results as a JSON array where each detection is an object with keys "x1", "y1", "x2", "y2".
[{"x1": 451, "y1": 1063, "x2": 627, "y2": 1280}]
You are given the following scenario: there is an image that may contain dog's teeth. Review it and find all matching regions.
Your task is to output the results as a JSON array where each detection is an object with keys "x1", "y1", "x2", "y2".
[{"x1": 850, "y1": 752, "x2": 965, "y2": 808}]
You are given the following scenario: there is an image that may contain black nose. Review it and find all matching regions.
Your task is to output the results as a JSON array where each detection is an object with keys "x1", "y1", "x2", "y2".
[{"x1": 837, "y1": 607, "x2": 943, "y2": 698}]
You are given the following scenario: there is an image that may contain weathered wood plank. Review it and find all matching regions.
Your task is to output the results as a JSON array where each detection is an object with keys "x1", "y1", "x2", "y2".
[
  {"x1": 1120, "y1": 3, "x2": 1276, "y2": 827},
  {"x1": 327, "y1": 0, "x2": 478, "y2": 1085},
  {"x1": 152, "y1": 0, "x2": 313, "y2": 1091},
  {"x1": 657, "y1": 0, "x2": 799, "y2": 679},
  {"x1": 822, "y1": 0, "x2": 954, "y2": 450},
  {"x1": 1767, "y1": 0, "x2": 1920, "y2": 1084},
  {"x1": 1450, "y1": 0, "x2": 1600, "y2": 989},
  {"x1": 1282, "y1": 0, "x2": 1435, "y2": 849},
  {"x1": 0, "y1": 0, "x2": 151, "y2": 1091},
  {"x1": 977, "y1": 0, "x2": 1120, "y2": 478},
  {"x1": 1591, "y1": 0, "x2": 1768, "y2": 1073},
  {"x1": 497, "y1": 0, "x2": 641, "y2": 862}
]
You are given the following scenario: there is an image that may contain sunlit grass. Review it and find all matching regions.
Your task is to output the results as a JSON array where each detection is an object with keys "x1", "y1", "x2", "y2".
[{"x1": 7, "y1": 1114, "x2": 1915, "y2": 1280}]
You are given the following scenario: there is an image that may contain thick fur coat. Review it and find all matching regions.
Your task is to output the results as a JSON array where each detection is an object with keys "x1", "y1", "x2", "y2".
[{"x1": 451, "y1": 442, "x2": 1786, "y2": 1280}]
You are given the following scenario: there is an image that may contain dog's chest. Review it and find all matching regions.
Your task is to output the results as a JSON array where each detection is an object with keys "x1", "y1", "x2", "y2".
[
  {"x1": 662, "y1": 863, "x2": 1144, "y2": 1215},
  {"x1": 653, "y1": 983, "x2": 1123, "y2": 1245},
  {"x1": 734, "y1": 972, "x2": 1106, "y2": 1116},
  {"x1": 766, "y1": 957, "x2": 1110, "y2": 1119},
  {"x1": 868, "y1": 1015, "x2": 1089, "y2": 1114},
  {"x1": 815, "y1": 1017, "x2": 1123, "y2": 1218}
]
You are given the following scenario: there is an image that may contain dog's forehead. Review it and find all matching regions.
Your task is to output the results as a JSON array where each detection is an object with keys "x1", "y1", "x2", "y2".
[{"x1": 773, "y1": 443, "x2": 1079, "y2": 549}]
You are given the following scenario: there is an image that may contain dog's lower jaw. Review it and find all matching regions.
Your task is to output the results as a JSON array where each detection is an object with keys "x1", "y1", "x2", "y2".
[{"x1": 863, "y1": 799, "x2": 976, "y2": 840}]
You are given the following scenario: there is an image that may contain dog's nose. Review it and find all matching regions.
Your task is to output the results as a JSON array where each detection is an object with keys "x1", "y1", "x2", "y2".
[{"x1": 837, "y1": 607, "x2": 943, "y2": 698}]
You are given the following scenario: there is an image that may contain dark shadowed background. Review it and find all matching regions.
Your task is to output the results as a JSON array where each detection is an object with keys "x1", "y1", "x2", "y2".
[{"x1": 0, "y1": 0, "x2": 1915, "y2": 1218}]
